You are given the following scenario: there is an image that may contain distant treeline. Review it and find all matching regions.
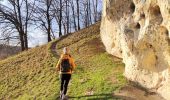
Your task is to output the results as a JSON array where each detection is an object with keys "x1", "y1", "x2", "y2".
[{"x1": 0, "y1": 44, "x2": 21, "y2": 60}]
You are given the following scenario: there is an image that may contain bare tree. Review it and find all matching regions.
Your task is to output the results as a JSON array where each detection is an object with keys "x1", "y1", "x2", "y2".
[
  {"x1": 59, "y1": 0, "x2": 62, "y2": 37},
  {"x1": 76, "y1": 0, "x2": 80, "y2": 30},
  {"x1": 88, "y1": 0, "x2": 92, "y2": 25},
  {"x1": 65, "y1": 0, "x2": 69, "y2": 34},
  {"x1": 92, "y1": 0, "x2": 98, "y2": 22},
  {"x1": 0, "y1": 0, "x2": 34, "y2": 50},
  {"x1": 46, "y1": 0, "x2": 53, "y2": 41},
  {"x1": 82, "y1": 0, "x2": 89, "y2": 27},
  {"x1": 33, "y1": 0, "x2": 55, "y2": 42},
  {"x1": 0, "y1": 0, "x2": 102, "y2": 48},
  {"x1": 82, "y1": 0, "x2": 101, "y2": 27},
  {"x1": 70, "y1": 0, "x2": 77, "y2": 31},
  {"x1": 24, "y1": 0, "x2": 29, "y2": 49}
]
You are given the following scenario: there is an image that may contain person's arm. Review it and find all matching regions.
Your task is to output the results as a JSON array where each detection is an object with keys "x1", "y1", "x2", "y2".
[
  {"x1": 56, "y1": 58, "x2": 61, "y2": 71},
  {"x1": 56, "y1": 55, "x2": 63, "y2": 71},
  {"x1": 70, "y1": 57, "x2": 76, "y2": 71}
]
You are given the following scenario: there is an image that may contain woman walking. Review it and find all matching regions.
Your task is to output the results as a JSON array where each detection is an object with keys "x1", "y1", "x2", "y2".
[{"x1": 56, "y1": 47, "x2": 76, "y2": 99}]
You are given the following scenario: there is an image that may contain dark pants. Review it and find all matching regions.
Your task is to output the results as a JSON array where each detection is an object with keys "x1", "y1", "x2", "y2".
[{"x1": 60, "y1": 74, "x2": 71, "y2": 95}]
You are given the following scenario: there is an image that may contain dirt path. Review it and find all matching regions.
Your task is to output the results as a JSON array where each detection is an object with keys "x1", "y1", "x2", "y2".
[
  {"x1": 50, "y1": 40, "x2": 59, "y2": 58},
  {"x1": 114, "y1": 85, "x2": 165, "y2": 100}
]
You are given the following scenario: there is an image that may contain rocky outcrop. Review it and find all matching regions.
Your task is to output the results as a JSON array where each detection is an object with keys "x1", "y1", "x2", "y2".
[{"x1": 100, "y1": 0, "x2": 170, "y2": 99}]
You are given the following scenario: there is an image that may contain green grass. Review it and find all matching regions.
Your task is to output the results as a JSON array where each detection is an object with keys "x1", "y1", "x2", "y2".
[
  {"x1": 0, "y1": 22, "x2": 127, "y2": 100},
  {"x1": 0, "y1": 44, "x2": 59, "y2": 99},
  {"x1": 68, "y1": 53, "x2": 126, "y2": 100}
]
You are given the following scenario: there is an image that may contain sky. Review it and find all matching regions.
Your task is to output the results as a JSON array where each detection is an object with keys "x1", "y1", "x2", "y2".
[
  {"x1": 28, "y1": 29, "x2": 48, "y2": 47},
  {"x1": 0, "y1": 0, "x2": 103, "y2": 47}
]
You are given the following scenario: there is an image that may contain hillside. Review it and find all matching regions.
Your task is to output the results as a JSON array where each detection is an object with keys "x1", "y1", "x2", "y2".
[
  {"x1": 0, "y1": 22, "x2": 126, "y2": 100},
  {"x1": 0, "y1": 22, "x2": 163, "y2": 100}
]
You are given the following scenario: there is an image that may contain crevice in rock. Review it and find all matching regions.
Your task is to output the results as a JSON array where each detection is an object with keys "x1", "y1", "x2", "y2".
[
  {"x1": 149, "y1": 44, "x2": 153, "y2": 48},
  {"x1": 166, "y1": 37, "x2": 170, "y2": 46},
  {"x1": 165, "y1": 29, "x2": 169, "y2": 37},
  {"x1": 130, "y1": 2, "x2": 135, "y2": 13},
  {"x1": 140, "y1": 13, "x2": 145, "y2": 19},
  {"x1": 135, "y1": 23, "x2": 141, "y2": 29},
  {"x1": 160, "y1": 26, "x2": 170, "y2": 46},
  {"x1": 120, "y1": 50, "x2": 122, "y2": 54},
  {"x1": 155, "y1": 55, "x2": 158, "y2": 60}
]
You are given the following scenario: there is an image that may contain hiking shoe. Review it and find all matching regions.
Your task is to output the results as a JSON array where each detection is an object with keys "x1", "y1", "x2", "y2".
[
  {"x1": 62, "y1": 94, "x2": 65, "y2": 100},
  {"x1": 60, "y1": 91, "x2": 63, "y2": 99},
  {"x1": 60, "y1": 94, "x2": 62, "y2": 99}
]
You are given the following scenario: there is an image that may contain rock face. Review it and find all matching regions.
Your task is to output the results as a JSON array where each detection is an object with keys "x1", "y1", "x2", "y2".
[{"x1": 100, "y1": 0, "x2": 170, "y2": 99}]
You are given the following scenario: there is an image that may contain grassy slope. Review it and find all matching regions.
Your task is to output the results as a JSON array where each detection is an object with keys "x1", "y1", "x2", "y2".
[{"x1": 0, "y1": 22, "x2": 127, "y2": 100}]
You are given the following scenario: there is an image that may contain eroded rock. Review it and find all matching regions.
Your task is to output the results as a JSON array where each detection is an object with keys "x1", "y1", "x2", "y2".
[{"x1": 100, "y1": 0, "x2": 170, "y2": 99}]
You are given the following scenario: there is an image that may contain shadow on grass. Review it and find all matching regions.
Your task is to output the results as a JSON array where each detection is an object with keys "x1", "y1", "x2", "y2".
[{"x1": 68, "y1": 93, "x2": 135, "y2": 100}]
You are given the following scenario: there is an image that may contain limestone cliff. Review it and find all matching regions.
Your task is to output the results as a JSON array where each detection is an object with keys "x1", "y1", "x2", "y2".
[{"x1": 100, "y1": 0, "x2": 170, "y2": 99}]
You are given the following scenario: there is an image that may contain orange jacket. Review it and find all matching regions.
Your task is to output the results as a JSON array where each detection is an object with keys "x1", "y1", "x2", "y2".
[{"x1": 56, "y1": 54, "x2": 76, "y2": 74}]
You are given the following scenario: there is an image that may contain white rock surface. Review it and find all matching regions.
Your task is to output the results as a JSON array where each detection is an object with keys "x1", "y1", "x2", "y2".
[{"x1": 100, "y1": 0, "x2": 170, "y2": 99}]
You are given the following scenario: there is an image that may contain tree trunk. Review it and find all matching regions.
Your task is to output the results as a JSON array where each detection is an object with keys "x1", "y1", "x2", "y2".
[
  {"x1": 76, "y1": 0, "x2": 80, "y2": 30},
  {"x1": 47, "y1": 12, "x2": 52, "y2": 42},
  {"x1": 71, "y1": 0, "x2": 77, "y2": 31},
  {"x1": 19, "y1": 31, "x2": 25, "y2": 51},
  {"x1": 86, "y1": 1, "x2": 89, "y2": 27},
  {"x1": 63, "y1": 23, "x2": 67, "y2": 35},
  {"x1": 59, "y1": 0, "x2": 62, "y2": 37},
  {"x1": 95, "y1": 0, "x2": 98, "y2": 22},
  {"x1": 24, "y1": 33, "x2": 28, "y2": 50},
  {"x1": 17, "y1": 0, "x2": 26, "y2": 51},
  {"x1": 88, "y1": 0, "x2": 92, "y2": 25},
  {"x1": 66, "y1": 0, "x2": 69, "y2": 34},
  {"x1": 47, "y1": 28, "x2": 51, "y2": 42},
  {"x1": 25, "y1": 0, "x2": 29, "y2": 50},
  {"x1": 92, "y1": 0, "x2": 97, "y2": 22},
  {"x1": 47, "y1": 0, "x2": 52, "y2": 42}
]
